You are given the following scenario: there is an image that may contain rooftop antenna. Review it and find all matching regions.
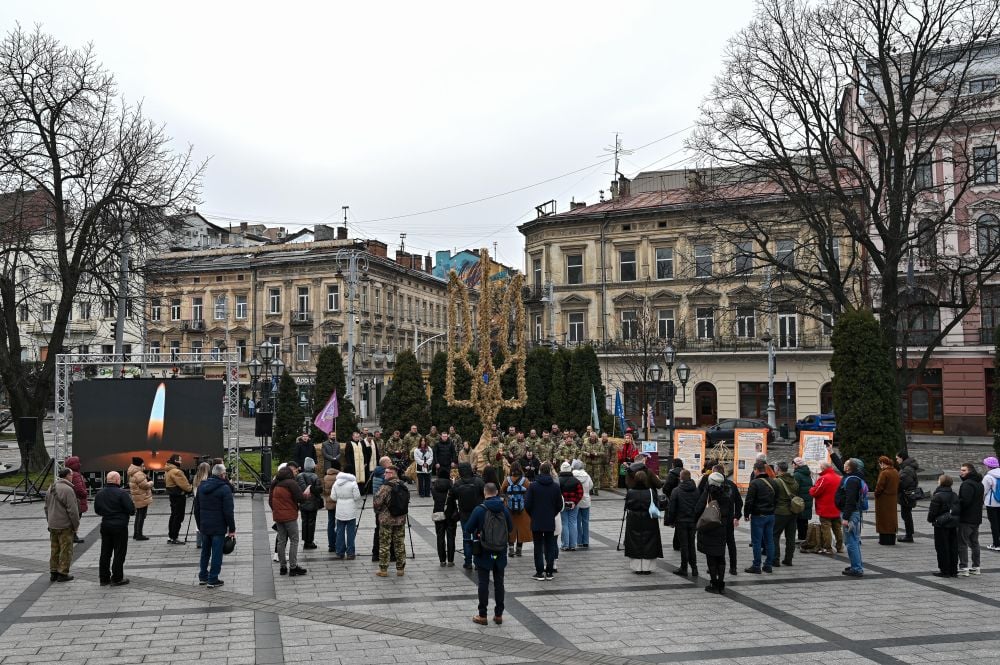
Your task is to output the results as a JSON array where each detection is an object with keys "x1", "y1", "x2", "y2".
[
  {"x1": 603, "y1": 132, "x2": 632, "y2": 179},
  {"x1": 400, "y1": 232, "x2": 406, "y2": 254}
]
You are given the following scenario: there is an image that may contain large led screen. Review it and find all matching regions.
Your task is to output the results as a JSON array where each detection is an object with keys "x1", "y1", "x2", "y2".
[{"x1": 71, "y1": 379, "x2": 225, "y2": 470}]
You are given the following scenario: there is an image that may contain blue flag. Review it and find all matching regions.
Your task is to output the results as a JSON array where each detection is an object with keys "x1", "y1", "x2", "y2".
[{"x1": 614, "y1": 389, "x2": 626, "y2": 434}]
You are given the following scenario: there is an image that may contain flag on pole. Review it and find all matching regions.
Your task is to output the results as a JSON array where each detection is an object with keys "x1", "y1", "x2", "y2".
[
  {"x1": 614, "y1": 389, "x2": 626, "y2": 434},
  {"x1": 590, "y1": 385, "x2": 600, "y2": 432},
  {"x1": 313, "y1": 390, "x2": 339, "y2": 435}
]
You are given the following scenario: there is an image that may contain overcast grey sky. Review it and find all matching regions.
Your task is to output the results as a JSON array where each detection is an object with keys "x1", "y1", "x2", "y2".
[{"x1": 4, "y1": 1, "x2": 756, "y2": 269}]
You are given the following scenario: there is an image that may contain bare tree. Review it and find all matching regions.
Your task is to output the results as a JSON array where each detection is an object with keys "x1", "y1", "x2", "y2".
[
  {"x1": 689, "y1": 0, "x2": 1000, "y2": 418},
  {"x1": 0, "y1": 26, "x2": 204, "y2": 471}
]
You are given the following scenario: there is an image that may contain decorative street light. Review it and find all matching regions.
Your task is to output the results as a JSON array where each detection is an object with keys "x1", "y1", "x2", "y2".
[
  {"x1": 251, "y1": 340, "x2": 284, "y2": 482},
  {"x1": 759, "y1": 330, "x2": 777, "y2": 429},
  {"x1": 663, "y1": 347, "x2": 690, "y2": 457},
  {"x1": 645, "y1": 361, "x2": 663, "y2": 442}
]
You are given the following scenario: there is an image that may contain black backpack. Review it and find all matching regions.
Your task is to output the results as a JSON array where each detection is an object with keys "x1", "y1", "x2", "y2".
[
  {"x1": 454, "y1": 480, "x2": 482, "y2": 515},
  {"x1": 481, "y1": 508, "x2": 509, "y2": 553},
  {"x1": 387, "y1": 481, "x2": 410, "y2": 517}
]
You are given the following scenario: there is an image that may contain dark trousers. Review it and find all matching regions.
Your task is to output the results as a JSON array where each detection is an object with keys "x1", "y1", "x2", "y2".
[
  {"x1": 900, "y1": 503, "x2": 914, "y2": 538},
  {"x1": 477, "y1": 564, "x2": 505, "y2": 618},
  {"x1": 301, "y1": 510, "x2": 318, "y2": 545},
  {"x1": 987, "y1": 507, "x2": 1000, "y2": 547},
  {"x1": 417, "y1": 473, "x2": 431, "y2": 497},
  {"x1": 532, "y1": 531, "x2": 557, "y2": 575},
  {"x1": 773, "y1": 513, "x2": 797, "y2": 563},
  {"x1": 676, "y1": 524, "x2": 696, "y2": 570},
  {"x1": 435, "y1": 520, "x2": 457, "y2": 563},
  {"x1": 134, "y1": 506, "x2": 148, "y2": 537},
  {"x1": 705, "y1": 553, "x2": 726, "y2": 588},
  {"x1": 796, "y1": 517, "x2": 809, "y2": 541},
  {"x1": 934, "y1": 527, "x2": 958, "y2": 575},
  {"x1": 168, "y1": 493, "x2": 186, "y2": 540},
  {"x1": 726, "y1": 522, "x2": 737, "y2": 570},
  {"x1": 99, "y1": 525, "x2": 129, "y2": 583}
]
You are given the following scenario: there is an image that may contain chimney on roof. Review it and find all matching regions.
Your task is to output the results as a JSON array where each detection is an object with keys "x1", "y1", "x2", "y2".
[
  {"x1": 314, "y1": 224, "x2": 336, "y2": 241},
  {"x1": 569, "y1": 201, "x2": 586, "y2": 210},
  {"x1": 337, "y1": 226, "x2": 348, "y2": 240},
  {"x1": 424, "y1": 254, "x2": 432, "y2": 272},
  {"x1": 365, "y1": 239, "x2": 387, "y2": 257},
  {"x1": 395, "y1": 250, "x2": 409, "y2": 267},
  {"x1": 240, "y1": 222, "x2": 247, "y2": 232}
]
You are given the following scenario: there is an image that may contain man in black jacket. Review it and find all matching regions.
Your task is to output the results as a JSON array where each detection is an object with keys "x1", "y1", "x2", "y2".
[
  {"x1": 94, "y1": 471, "x2": 136, "y2": 587},
  {"x1": 713, "y1": 463, "x2": 743, "y2": 575},
  {"x1": 743, "y1": 461, "x2": 776, "y2": 574},
  {"x1": 452, "y1": 462, "x2": 485, "y2": 569},
  {"x1": 294, "y1": 434, "x2": 315, "y2": 469},
  {"x1": 663, "y1": 459, "x2": 684, "y2": 551},
  {"x1": 896, "y1": 452, "x2": 920, "y2": 542},
  {"x1": 433, "y1": 432, "x2": 458, "y2": 474},
  {"x1": 958, "y1": 462, "x2": 984, "y2": 576},
  {"x1": 667, "y1": 470, "x2": 700, "y2": 577}
]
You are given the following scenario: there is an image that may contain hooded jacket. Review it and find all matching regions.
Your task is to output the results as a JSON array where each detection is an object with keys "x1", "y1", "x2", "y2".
[
  {"x1": 810, "y1": 466, "x2": 842, "y2": 519},
  {"x1": 94, "y1": 482, "x2": 135, "y2": 530},
  {"x1": 958, "y1": 469, "x2": 984, "y2": 525},
  {"x1": 792, "y1": 465, "x2": 814, "y2": 519},
  {"x1": 127, "y1": 464, "x2": 153, "y2": 509},
  {"x1": 269, "y1": 467, "x2": 305, "y2": 523},
  {"x1": 572, "y1": 468, "x2": 594, "y2": 509},
  {"x1": 296, "y1": 458, "x2": 321, "y2": 512},
  {"x1": 927, "y1": 485, "x2": 958, "y2": 526},
  {"x1": 371, "y1": 465, "x2": 386, "y2": 496},
  {"x1": 464, "y1": 495, "x2": 513, "y2": 570},
  {"x1": 64, "y1": 456, "x2": 89, "y2": 514},
  {"x1": 322, "y1": 468, "x2": 338, "y2": 510},
  {"x1": 194, "y1": 475, "x2": 236, "y2": 536},
  {"x1": 557, "y1": 470, "x2": 583, "y2": 509},
  {"x1": 984, "y1": 468, "x2": 1000, "y2": 508},
  {"x1": 45, "y1": 476, "x2": 81, "y2": 531},
  {"x1": 773, "y1": 472, "x2": 800, "y2": 516},
  {"x1": 452, "y1": 462, "x2": 485, "y2": 521},
  {"x1": 524, "y1": 473, "x2": 562, "y2": 532},
  {"x1": 667, "y1": 478, "x2": 700, "y2": 526},
  {"x1": 898, "y1": 458, "x2": 920, "y2": 493},
  {"x1": 164, "y1": 461, "x2": 192, "y2": 495},
  {"x1": 332, "y1": 472, "x2": 361, "y2": 521}
]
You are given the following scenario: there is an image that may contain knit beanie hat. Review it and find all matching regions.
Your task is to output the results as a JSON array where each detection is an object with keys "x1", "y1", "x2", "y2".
[
  {"x1": 850, "y1": 457, "x2": 865, "y2": 473},
  {"x1": 304, "y1": 457, "x2": 316, "y2": 472},
  {"x1": 984, "y1": 456, "x2": 1000, "y2": 469},
  {"x1": 708, "y1": 472, "x2": 725, "y2": 487},
  {"x1": 560, "y1": 462, "x2": 572, "y2": 473},
  {"x1": 571, "y1": 460, "x2": 584, "y2": 471}
]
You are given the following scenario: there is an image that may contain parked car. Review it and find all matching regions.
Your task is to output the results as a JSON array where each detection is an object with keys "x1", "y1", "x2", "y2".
[
  {"x1": 794, "y1": 413, "x2": 836, "y2": 438},
  {"x1": 703, "y1": 418, "x2": 776, "y2": 446}
]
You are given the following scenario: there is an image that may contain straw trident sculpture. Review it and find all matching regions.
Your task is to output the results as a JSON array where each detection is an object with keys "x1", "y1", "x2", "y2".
[{"x1": 445, "y1": 248, "x2": 527, "y2": 444}]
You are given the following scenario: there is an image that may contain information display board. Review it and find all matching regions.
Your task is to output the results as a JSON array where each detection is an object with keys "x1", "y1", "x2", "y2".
[
  {"x1": 734, "y1": 428, "x2": 768, "y2": 488},
  {"x1": 673, "y1": 430, "x2": 706, "y2": 484},
  {"x1": 798, "y1": 431, "x2": 833, "y2": 476}
]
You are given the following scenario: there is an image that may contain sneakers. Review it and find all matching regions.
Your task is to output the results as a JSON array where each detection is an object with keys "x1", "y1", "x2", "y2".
[
  {"x1": 447, "y1": 562, "x2": 455, "y2": 567},
  {"x1": 133, "y1": 535, "x2": 149, "y2": 541},
  {"x1": 744, "y1": 566, "x2": 761, "y2": 574},
  {"x1": 166, "y1": 539, "x2": 183, "y2": 545},
  {"x1": 198, "y1": 579, "x2": 208, "y2": 586},
  {"x1": 970, "y1": 567, "x2": 981, "y2": 575},
  {"x1": 958, "y1": 568, "x2": 970, "y2": 577},
  {"x1": 544, "y1": 573, "x2": 554, "y2": 580},
  {"x1": 54, "y1": 574, "x2": 74, "y2": 582},
  {"x1": 532, "y1": 573, "x2": 547, "y2": 581},
  {"x1": 898, "y1": 536, "x2": 914, "y2": 543},
  {"x1": 440, "y1": 561, "x2": 447, "y2": 567},
  {"x1": 346, "y1": 554, "x2": 356, "y2": 560},
  {"x1": 986, "y1": 544, "x2": 1000, "y2": 551},
  {"x1": 842, "y1": 569, "x2": 863, "y2": 578},
  {"x1": 280, "y1": 566, "x2": 288, "y2": 576},
  {"x1": 206, "y1": 580, "x2": 225, "y2": 588},
  {"x1": 273, "y1": 552, "x2": 280, "y2": 562},
  {"x1": 762, "y1": 566, "x2": 773, "y2": 574},
  {"x1": 288, "y1": 566, "x2": 307, "y2": 577},
  {"x1": 673, "y1": 569, "x2": 688, "y2": 578}
]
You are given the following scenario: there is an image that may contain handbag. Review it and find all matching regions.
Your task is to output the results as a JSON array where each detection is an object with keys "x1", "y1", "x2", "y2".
[
  {"x1": 647, "y1": 489, "x2": 662, "y2": 519},
  {"x1": 696, "y1": 499, "x2": 722, "y2": 532},
  {"x1": 431, "y1": 511, "x2": 446, "y2": 522},
  {"x1": 778, "y1": 478, "x2": 805, "y2": 514}
]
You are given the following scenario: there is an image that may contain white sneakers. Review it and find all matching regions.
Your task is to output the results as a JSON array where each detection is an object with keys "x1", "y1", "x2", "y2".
[
  {"x1": 970, "y1": 567, "x2": 981, "y2": 575},
  {"x1": 958, "y1": 567, "x2": 981, "y2": 577}
]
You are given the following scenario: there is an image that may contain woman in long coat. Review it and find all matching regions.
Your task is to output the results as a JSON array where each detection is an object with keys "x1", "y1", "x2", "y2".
[
  {"x1": 500, "y1": 463, "x2": 532, "y2": 557},
  {"x1": 623, "y1": 469, "x2": 663, "y2": 574},
  {"x1": 875, "y1": 455, "x2": 900, "y2": 545}
]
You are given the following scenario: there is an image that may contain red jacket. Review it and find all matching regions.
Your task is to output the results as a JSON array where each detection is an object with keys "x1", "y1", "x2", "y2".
[
  {"x1": 809, "y1": 466, "x2": 842, "y2": 519},
  {"x1": 269, "y1": 471, "x2": 305, "y2": 523},
  {"x1": 65, "y1": 456, "x2": 88, "y2": 515}
]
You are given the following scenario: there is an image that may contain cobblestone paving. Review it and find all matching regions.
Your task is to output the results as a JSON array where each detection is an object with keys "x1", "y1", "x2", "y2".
[{"x1": 3, "y1": 476, "x2": 1000, "y2": 665}]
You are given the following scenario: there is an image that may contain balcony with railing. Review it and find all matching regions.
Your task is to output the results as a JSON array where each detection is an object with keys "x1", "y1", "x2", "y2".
[
  {"x1": 551, "y1": 334, "x2": 835, "y2": 354},
  {"x1": 290, "y1": 310, "x2": 314, "y2": 326},
  {"x1": 182, "y1": 319, "x2": 206, "y2": 332}
]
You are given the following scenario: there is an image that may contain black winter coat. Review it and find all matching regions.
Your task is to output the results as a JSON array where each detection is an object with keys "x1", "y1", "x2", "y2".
[
  {"x1": 94, "y1": 484, "x2": 135, "y2": 530},
  {"x1": 433, "y1": 438, "x2": 457, "y2": 469},
  {"x1": 927, "y1": 486, "x2": 958, "y2": 527},
  {"x1": 744, "y1": 475, "x2": 777, "y2": 517},
  {"x1": 624, "y1": 486, "x2": 663, "y2": 560},
  {"x1": 898, "y1": 458, "x2": 919, "y2": 492},
  {"x1": 667, "y1": 479, "x2": 700, "y2": 526},
  {"x1": 958, "y1": 471, "x2": 985, "y2": 525},
  {"x1": 524, "y1": 473, "x2": 562, "y2": 532},
  {"x1": 296, "y1": 471, "x2": 322, "y2": 512},
  {"x1": 663, "y1": 467, "x2": 682, "y2": 499},
  {"x1": 695, "y1": 483, "x2": 734, "y2": 556},
  {"x1": 431, "y1": 476, "x2": 459, "y2": 523}
]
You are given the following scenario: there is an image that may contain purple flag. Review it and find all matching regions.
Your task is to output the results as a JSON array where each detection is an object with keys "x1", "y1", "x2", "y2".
[{"x1": 313, "y1": 390, "x2": 339, "y2": 435}]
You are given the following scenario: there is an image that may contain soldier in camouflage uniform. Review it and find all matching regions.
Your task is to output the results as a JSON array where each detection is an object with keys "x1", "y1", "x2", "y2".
[
  {"x1": 582, "y1": 434, "x2": 602, "y2": 495},
  {"x1": 524, "y1": 429, "x2": 541, "y2": 455},
  {"x1": 447, "y1": 425, "x2": 463, "y2": 451},
  {"x1": 502, "y1": 425, "x2": 518, "y2": 446},
  {"x1": 535, "y1": 431, "x2": 555, "y2": 467},
  {"x1": 384, "y1": 430, "x2": 407, "y2": 477},
  {"x1": 596, "y1": 433, "x2": 615, "y2": 491},
  {"x1": 504, "y1": 432, "x2": 526, "y2": 465},
  {"x1": 476, "y1": 435, "x2": 504, "y2": 475},
  {"x1": 556, "y1": 435, "x2": 578, "y2": 466},
  {"x1": 402, "y1": 425, "x2": 422, "y2": 453},
  {"x1": 372, "y1": 465, "x2": 407, "y2": 576}
]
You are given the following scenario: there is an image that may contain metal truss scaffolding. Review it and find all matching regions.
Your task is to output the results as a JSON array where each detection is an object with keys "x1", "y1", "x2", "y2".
[{"x1": 54, "y1": 352, "x2": 243, "y2": 485}]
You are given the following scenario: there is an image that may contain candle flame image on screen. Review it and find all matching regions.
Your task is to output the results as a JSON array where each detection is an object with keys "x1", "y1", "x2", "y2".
[{"x1": 147, "y1": 382, "x2": 166, "y2": 445}]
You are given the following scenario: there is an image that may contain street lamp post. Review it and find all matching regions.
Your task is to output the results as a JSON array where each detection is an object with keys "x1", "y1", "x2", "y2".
[
  {"x1": 646, "y1": 361, "x2": 662, "y2": 443},
  {"x1": 335, "y1": 248, "x2": 370, "y2": 415},
  {"x1": 662, "y1": 345, "x2": 690, "y2": 458},
  {"x1": 249, "y1": 340, "x2": 284, "y2": 482},
  {"x1": 760, "y1": 331, "x2": 777, "y2": 429}
]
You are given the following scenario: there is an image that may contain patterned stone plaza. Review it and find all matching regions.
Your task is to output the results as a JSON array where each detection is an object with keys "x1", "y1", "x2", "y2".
[{"x1": 1, "y1": 470, "x2": 999, "y2": 665}]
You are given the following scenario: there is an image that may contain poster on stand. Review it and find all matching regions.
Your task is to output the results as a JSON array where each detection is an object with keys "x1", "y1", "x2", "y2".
[
  {"x1": 799, "y1": 431, "x2": 833, "y2": 476},
  {"x1": 734, "y1": 429, "x2": 768, "y2": 488},
  {"x1": 673, "y1": 430, "x2": 706, "y2": 484}
]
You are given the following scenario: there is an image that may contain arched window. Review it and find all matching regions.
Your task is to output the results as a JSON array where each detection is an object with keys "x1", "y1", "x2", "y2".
[{"x1": 977, "y1": 213, "x2": 1000, "y2": 256}]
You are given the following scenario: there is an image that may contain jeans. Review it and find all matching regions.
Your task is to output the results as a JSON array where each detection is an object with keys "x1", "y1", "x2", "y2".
[
  {"x1": 327, "y1": 510, "x2": 337, "y2": 550},
  {"x1": 435, "y1": 520, "x2": 457, "y2": 563},
  {"x1": 988, "y1": 507, "x2": 1000, "y2": 547},
  {"x1": 560, "y1": 507, "x2": 579, "y2": 548},
  {"x1": 461, "y1": 519, "x2": 473, "y2": 565},
  {"x1": 301, "y1": 510, "x2": 317, "y2": 546},
  {"x1": 773, "y1": 513, "x2": 797, "y2": 563},
  {"x1": 750, "y1": 514, "x2": 776, "y2": 569},
  {"x1": 958, "y1": 524, "x2": 980, "y2": 568},
  {"x1": 476, "y1": 563, "x2": 505, "y2": 618},
  {"x1": 275, "y1": 520, "x2": 299, "y2": 567},
  {"x1": 168, "y1": 493, "x2": 186, "y2": 540},
  {"x1": 336, "y1": 519, "x2": 356, "y2": 556},
  {"x1": 577, "y1": 506, "x2": 590, "y2": 546},
  {"x1": 844, "y1": 511, "x2": 863, "y2": 573},
  {"x1": 417, "y1": 473, "x2": 431, "y2": 497},
  {"x1": 199, "y1": 533, "x2": 225, "y2": 583},
  {"x1": 133, "y1": 506, "x2": 147, "y2": 538},
  {"x1": 532, "y1": 530, "x2": 557, "y2": 575},
  {"x1": 196, "y1": 531, "x2": 203, "y2": 548},
  {"x1": 99, "y1": 525, "x2": 128, "y2": 583}
]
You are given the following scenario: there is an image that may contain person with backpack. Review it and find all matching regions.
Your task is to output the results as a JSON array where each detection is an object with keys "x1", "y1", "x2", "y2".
[
  {"x1": 525, "y1": 462, "x2": 563, "y2": 580},
  {"x1": 874, "y1": 456, "x2": 900, "y2": 546},
  {"x1": 896, "y1": 452, "x2": 920, "y2": 542},
  {"x1": 957, "y1": 462, "x2": 984, "y2": 576},
  {"x1": 667, "y1": 469, "x2": 700, "y2": 577},
  {"x1": 557, "y1": 462, "x2": 584, "y2": 551},
  {"x1": 431, "y1": 467, "x2": 459, "y2": 566},
  {"x1": 500, "y1": 463, "x2": 532, "y2": 557},
  {"x1": 464, "y1": 483, "x2": 513, "y2": 625},
  {"x1": 296, "y1": 458, "x2": 323, "y2": 550},
  {"x1": 695, "y1": 472, "x2": 733, "y2": 593},
  {"x1": 836, "y1": 457, "x2": 868, "y2": 577},
  {"x1": 372, "y1": 461, "x2": 409, "y2": 577},
  {"x1": 772, "y1": 462, "x2": 800, "y2": 567},
  {"x1": 927, "y1": 474, "x2": 960, "y2": 577},
  {"x1": 453, "y1": 462, "x2": 486, "y2": 569},
  {"x1": 571, "y1": 460, "x2": 594, "y2": 549},
  {"x1": 743, "y1": 461, "x2": 777, "y2": 574},
  {"x1": 983, "y1": 456, "x2": 1000, "y2": 551}
]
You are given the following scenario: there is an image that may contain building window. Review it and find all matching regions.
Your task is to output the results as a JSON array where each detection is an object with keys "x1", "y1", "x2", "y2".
[
  {"x1": 969, "y1": 77, "x2": 997, "y2": 94},
  {"x1": 619, "y1": 250, "x2": 637, "y2": 282},
  {"x1": 387, "y1": 293, "x2": 394, "y2": 317},
  {"x1": 42, "y1": 266, "x2": 55, "y2": 282},
  {"x1": 79, "y1": 301, "x2": 91, "y2": 320},
  {"x1": 821, "y1": 304, "x2": 836, "y2": 336},
  {"x1": 621, "y1": 310, "x2": 638, "y2": 340},
  {"x1": 102, "y1": 298, "x2": 115, "y2": 319},
  {"x1": 655, "y1": 248, "x2": 674, "y2": 279},
  {"x1": 361, "y1": 286, "x2": 368, "y2": 312},
  {"x1": 170, "y1": 299, "x2": 181, "y2": 321},
  {"x1": 974, "y1": 146, "x2": 998, "y2": 184},
  {"x1": 269, "y1": 288, "x2": 281, "y2": 314},
  {"x1": 236, "y1": 339, "x2": 247, "y2": 362},
  {"x1": 914, "y1": 153, "x2": 933, "y2": 190},
  {"x1": 214, "y1": 295, "x2": 227, "y2": 320},
  {"x1": 778, "y1": 309, "x2": 798, "y2": 348},
  {"x1": 235, "y1": 295, "x2": 247, "y2": 319},
  {"x1": 696, "y1": 307, "x2": 714, "y2": 339},
  {"x1": 978, "y1": 214, "x2": 1000, "y2": 256},
  {"x1": 568, "y1": 312, "x2": 585, "y2": 343},
  {"x1": 78, "y1": 344, "x2": 89, "y2": 355},
  {"x1": 297, "y1": 287, "x2": 309, "y2": 313},
  {"x1": 735, "y1": 241, "x2": 753, "y2": 275},
  {"x1": 776, "y1": 239, "x2": 795, "y2": 271},
  {"x1": 739, "y1": 381, "x2": 797, "y2": 427},
  {"x1": 327, "y1": 285, "x2": 340, "y2": 311},
  {"x1": 191, "y1": 340, "x2": 203, "y2": 360},
  {"x1": 18, "y1": 304, "x2": 28, "y2": 322},
  {"x1": 211, "y1": 341, "x2": 224, "y2": 360},
  {"x1": 657, "y1": 309, "x2": 675, "y2": 340},
  {"x1": 150, "y1": 298, "x2": 161, "y2": 321},
  {"x1": 566, "y1": 254, "x2": 583, "y2": 285},
  {"x1": 17, "y1": 266, "x2": 29, "y2": 283},
  {"x1": 101, "y1": 344, "x2": 114, "y2": 355},
  {"x1": 917, "y1": 218, "x2": 936, "y2": 264},
  {"x1": 326, "y1": 333, "x2": 340, "y2": 347},
  {"x1": 42, "y1": 303, "x2": 53, "y2": 321},
  {"x1": 534, "y1": 315, "x2": 543, "y2": 342},
  {"x1": 169, "y1": 340, "x2": 180, "y2": 360},
  {"x1": 375, "y1": 288, "x2": 381, "y2": 314},
  {"x1": 533, "y1": 258, "x2": 542, "y2": 287},
  {"x1": 695, "y1": 245, "x2": 713, "y2": 278},
  {"x1": 149, "y1": 341, "x2": 160, "y2": 359},
  {"x1": 735, "y1": 307, "x2": 755, "y2": 338},
  {"x1": 192, "y1": 297, "x2": 203, "y2": 321},
  {"x1": 297, "y1": 335, "x2": 310, "y2": 362}
]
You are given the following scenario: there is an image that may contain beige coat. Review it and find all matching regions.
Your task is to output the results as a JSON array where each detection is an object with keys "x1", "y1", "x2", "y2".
[
  {"x1": 127, "y1": 464, "x2": 153, "y2": 509},
  {"x1": 45, "y1": 477, "x2": 81, "y2": 531}
]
